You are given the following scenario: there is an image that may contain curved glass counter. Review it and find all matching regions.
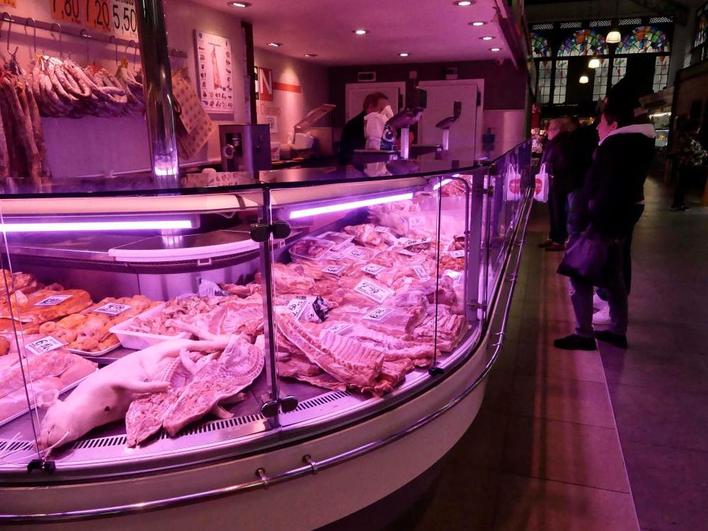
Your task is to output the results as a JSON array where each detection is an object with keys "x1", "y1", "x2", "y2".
[{"x1": 0, "y1": 141, "x2": 532, "y2": 480}]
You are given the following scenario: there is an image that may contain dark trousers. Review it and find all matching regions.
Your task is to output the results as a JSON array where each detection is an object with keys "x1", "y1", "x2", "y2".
[
  {"x1": 597, "y1": 203, "x2": 644, "y2": 298},
  {"x1": 548, "y1": 184, "x2": 568, "y2": 244}
]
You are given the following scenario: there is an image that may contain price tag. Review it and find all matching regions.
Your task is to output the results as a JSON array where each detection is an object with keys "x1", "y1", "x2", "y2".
[
  {"x1": 326, "y1": 322, "x2": 352, "y2": 335},
  {"x1": 34, "y1": 294, "x2": 72, "y2": 307},
  {"x1": 111, "y1": 0, "x2": 139, "y2": 40},
  {"x1": 343, "y1": 246, "x2": 368, "y2": 260},
  {"x1": 88, "y1": 0, "x2": 113, "y2": 33},
  {"x1": 444, "y1": 269, "x2": 462, "y2": 280},
  {"x1": 353, "y1": 279, "x2": 392, "y2": 304},
  {"x1": 93, "y1": 302, "x2": 131, "y2": 316},
  {"x1": 51, "y1": 0, "x2": 83, "y2": 25},
  {"x1": 361, "y1": 263, "x2": 385, "y2": 276},
  {"x1": 26, "y1": 336, "x2": 64, "y2": 356},
  {"x1": 322, "y1": 264, "x2": 346, "y2": 276},
  {"x1": 363, "y1": 306, "x2": 394, "y2": 322},
  {"x1": 412, "y1": 265, "x2": 430, "y2": 281},
  {"x1": 449, "y1": 250, "x2": 465, "y2": 259},
  {"x1": 286, "y1": 296, "x2": 329, "y2": 323}
]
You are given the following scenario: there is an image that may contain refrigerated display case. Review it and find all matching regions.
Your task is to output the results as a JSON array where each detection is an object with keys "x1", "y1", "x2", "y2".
[{"x1": 0, "y1": 142, "x2": 533, "y2": 528}]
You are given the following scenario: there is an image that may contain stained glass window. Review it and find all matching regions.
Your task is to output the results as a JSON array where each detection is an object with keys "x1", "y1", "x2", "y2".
[
  {"x1": 592, "y1": 58, "x2": 610, "y2": 101},
  {"x1": 537, "y1": 60, "x2": 553, "y2": 103},
  {"x1": 616, "y1": 25, "x2": 670, "y2": 54},
  {"x1": 553, "y1": 60, "x2": 568, "y2": 104},
  {"x1": 531, "y1": 32, "x2": 552, "y2": 58},
  {"x1": 694, "y1": 4, "x2": 707, "y2": 49},
  {"x1": 557, "y1": 29, "x2": 609, "y2": 56},
  {"x1": 652, "y1": 56, "x2": 670, "y2": 92},
  {"x1": 611, "y1": 57, "x2": 627, "y2": 85}
]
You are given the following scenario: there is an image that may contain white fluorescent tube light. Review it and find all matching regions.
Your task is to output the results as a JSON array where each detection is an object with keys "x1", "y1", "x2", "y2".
[
  {"x1": 289, "y1": 193, "x2": 414, "y2": 220},
  {"x1": 433, "y1": 179, "x2": 453, "y2": 190},
  {"x1": 0, "y1": 220, "x2": 193, "y2": 233}
]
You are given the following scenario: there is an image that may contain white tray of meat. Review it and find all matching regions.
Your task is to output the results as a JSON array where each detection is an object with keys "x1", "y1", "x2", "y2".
[
  {"x1": 289, "y1": 237, "x2": 335, "y2": 261},
  {"x1": 110, "y1": 304, "x2": 189, "y2": 351}
]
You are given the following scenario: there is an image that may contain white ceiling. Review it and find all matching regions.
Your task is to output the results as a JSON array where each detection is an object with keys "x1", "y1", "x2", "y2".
[{"x1": 195, "y1": 0, "x2": 512, "y2": 65}]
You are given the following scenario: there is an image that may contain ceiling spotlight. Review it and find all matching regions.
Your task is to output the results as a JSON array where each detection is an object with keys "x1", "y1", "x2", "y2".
[
  {"x1": 480, "y1": 36, "x2": 494, "y2": 41},
  {"x1": 490, "y1": 47, "x2": 501, "y2": 52},
  {"x1": 606, "y1": 29, "x2": 621, "y2": 44},
  {"x1": 455, "y1": 1, "x2": 473, "y2": 6},
  {"x1": 399, "y1": 52, "x2": 409, "y2": 57},
  {"x1": 470, "y1": 21, "x2": 485, "y2": 26},
  {"x1": 267, "y1": 42, "x2": 282, "y2": 48},
  {"x1": 588, "y1": 57, "x2": 601, "y2": 69},
  {"x1": 579, "y1": 74, "x2": 590, "y2": 84},
  {"x1": 304, "y1": 53, "x2": 318, "y2": 58},
  {"x1": 353, "y1": 29, "x2": 369, "y2": 36},
  {"x1": 227, "y1": 1, "x2": 250, "y2": 6}
]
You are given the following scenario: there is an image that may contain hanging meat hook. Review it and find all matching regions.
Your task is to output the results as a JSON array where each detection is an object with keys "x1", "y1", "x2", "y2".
[
  {"x1": 5, "y1": 12, "x2": 18, "y2": 58},
  {"x1": 51, "y1": 22, "x2": 63, "y2": 58},
  {"x1": 109, "y1": 35, "x2": 119, "y2": 66},
  {"x1": 25, "y1": 17, "x2": 37, "y2": 55},
  {"x1": 79, "y1": 28, "x2": 92, "y2": 64}
]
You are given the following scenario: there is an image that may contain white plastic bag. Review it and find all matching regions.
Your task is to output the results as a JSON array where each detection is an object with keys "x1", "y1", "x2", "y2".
[{"x1": 533, "y1": 163, "x2": 549, "y2": 203}]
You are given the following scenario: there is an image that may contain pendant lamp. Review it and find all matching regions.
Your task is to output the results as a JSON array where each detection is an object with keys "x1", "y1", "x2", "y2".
[
  {"x1": 606, "y1": 0, "x2": 621, "y2": 44},
  {"x1": 579, "y1": 75, "x2": 590, "y2": 84},
  {"x1": 588, "y1": 57, "x2": 601, "y2": 69}
]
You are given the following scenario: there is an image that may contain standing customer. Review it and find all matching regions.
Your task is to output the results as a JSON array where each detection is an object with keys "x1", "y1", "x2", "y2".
[
  {"x1": 539, "y1": 117, "x2": 576, "y2": 251},
  {"x1": 554, "y1": 79, "x2": 655, "y2": 350},
  {"x1": 670, "y1": 116, "x2": 707, "y2": 211},
  {"x1": 338, "y1": 92, "x2": 390, "y2": 165}
]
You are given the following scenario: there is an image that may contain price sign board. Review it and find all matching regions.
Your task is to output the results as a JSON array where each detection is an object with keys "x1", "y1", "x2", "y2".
[
  {"x1": 2, "y1": 1, "x2": 17, "y2": 8},
  {"x1": 51, "y1": 0, "x2": 83, "y2": 25},
  {"x1": 50, "y1": 0, "x2": 138, "y2": 39}
]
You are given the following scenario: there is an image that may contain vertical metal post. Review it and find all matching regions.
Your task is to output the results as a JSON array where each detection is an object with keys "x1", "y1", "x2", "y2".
[
  {"x1": 135, "y1": 0, "x2": 179, "y2": 186},
  {"x1": 400, "y1": 126, "x2": 410, "y2": 159}
]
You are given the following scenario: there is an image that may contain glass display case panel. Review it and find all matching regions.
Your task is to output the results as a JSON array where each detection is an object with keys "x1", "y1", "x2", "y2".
[
  {"x1": 0, "y1": 191, "x2": 279, "y2": 473},
  {"x1": 264, "y1": 173, "x2": 476, "y2": 429}
]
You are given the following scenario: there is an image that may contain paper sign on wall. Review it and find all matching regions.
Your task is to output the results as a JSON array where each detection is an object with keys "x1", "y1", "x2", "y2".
[
  {"x1": 195, "y1": 30, "x2": 234, "y2": 113},
  {"x1": 257, "y1": 66, "x2": 273, "y2": 102}
]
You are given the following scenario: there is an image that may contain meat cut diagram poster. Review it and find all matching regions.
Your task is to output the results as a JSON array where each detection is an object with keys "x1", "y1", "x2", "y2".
[{"x1": 194, "y1": 31, "x2": 233, "y2": 113}]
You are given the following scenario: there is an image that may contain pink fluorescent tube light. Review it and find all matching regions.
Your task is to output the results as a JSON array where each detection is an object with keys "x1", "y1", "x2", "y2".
[
  {"x1": 289, "y1": 192, "x2": 414, "y2": 220},
  {"x1": 0, "y1": 220, "x2": 193, "y2": 233}
]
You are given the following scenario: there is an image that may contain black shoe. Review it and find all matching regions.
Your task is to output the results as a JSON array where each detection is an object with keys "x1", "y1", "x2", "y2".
[
  {"x1": 594, "y1": 330, "x2": 628, "y2": 349},
  {"x1": 553, "y1": 334, "x2": 596, "y2": 351},
  {"x1": 538, "y1": 239, "x2": 553, "y2": 248}
]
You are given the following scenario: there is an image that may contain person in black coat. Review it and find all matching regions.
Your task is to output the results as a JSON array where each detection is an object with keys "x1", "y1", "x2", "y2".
[
  {"x1": 338, "y1": 92, "x2": 389, "y2": 165},
  {"x1": 539, "y1": 117, "x2": 575, "y2": 251},
  {"x1": 554, "y1": 78, "x2": 655, "y2": 351}
]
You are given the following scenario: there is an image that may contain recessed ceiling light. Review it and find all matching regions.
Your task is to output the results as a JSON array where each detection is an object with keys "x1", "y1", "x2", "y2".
[
  {"x1": 470, "y1": 21, "x2": 485, "y2": 26},
  {"x1": 481, "y1": 36, "x2": 494, "y2": 41},
  {"x1": 304, "y1": 53, "x2": 318, "y2": 58},
  {"x1": 227, "y1": 1, "x2": 250, "y2": 7},
  {"x1": 399, "y1": 52, "x2": 409, "y2": 57},
  {"x1": 267, "y1": 42, "x2": 282, "y2": 48},
  {"x1": 353, "y1": 29, "x2": 369, "y2": 36},
  {"x1": 490, "y1": 47, "x2": 501, "y2": 52},
  {"x1": 455, "y1": 1, "x2": 473, "y2": 6}
]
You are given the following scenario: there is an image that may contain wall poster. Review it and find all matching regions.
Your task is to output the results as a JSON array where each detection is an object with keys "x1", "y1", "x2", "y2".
[{"x1": 194, "y1": 30, "x2": 234, "y2": 113}]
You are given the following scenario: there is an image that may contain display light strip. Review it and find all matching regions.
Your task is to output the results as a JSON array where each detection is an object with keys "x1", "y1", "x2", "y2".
[
  {"x1": 289, "y1": 192, "x2": 414, "y2": 220},
  {"x1": 433, "y1": 179, "x2": 453, "y2": 191},
  {"x1": 0, "y1": 220, "x2": 193, "y2": 233}
]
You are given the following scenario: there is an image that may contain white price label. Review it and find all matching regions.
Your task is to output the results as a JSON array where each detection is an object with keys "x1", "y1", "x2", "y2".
[
  {"x1": 343, "y1": 246, "x2": 368, "y2": 260},
  {"x1": 93, "y1": 302, "x2": 132, "y2": 316},
  {"x1": 398, "y1": 237, "x2": 431, "y2": 248},
  {"x1": 353, "y1": 279, "x2": 392, "y2": 304},
  {"x1": 449, "y1": 250, "x2": 465, "y2": 259},
  {"x1": 322, "y1": 264, "x2": 347, "y2": 276},
  {"x1": 34, "y1": 294, "x2": 72, "y2": 307},
  {"x1": 286, "y1": 296, "x2": 309, "y2": 318},
  {"x1": 361, "y1": 263, "x2": 385, "y2": 276},
  {"x1": 412, "y1": 265, "x2": 430, "y2": 281},
  {"x1": 409, "y1": 216, "x2": 425, "y2": 228},
  {"x1": 444, "y1": 269, "x2": 462, "y2": 280},
  {"x1": 26, "y1": 336, "x2": 64, "y2": 356},
  {"x1": 363, "y1": 306, "x2": 394, "y2": 322},
  {"x1": 326, "y1": 322, "x2": 352, "y2": 335}
]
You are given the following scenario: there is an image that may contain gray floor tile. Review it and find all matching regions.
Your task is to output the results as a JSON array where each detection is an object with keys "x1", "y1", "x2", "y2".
[
  {"x1": 609, "y1": 383, "x2": 708, "y2": 452},
  {"x1": 511, "y1": 375, "x2": 615, "y2": 428},
  {"x1": 622, "y1": 441, "x2": 708, "y2": 531},
  {"x1": 502, "y1": 416, "x2": 630, "y2": 492},
  {"x1": 493, "y1": 474, "x2": 638, "y2": 531}
]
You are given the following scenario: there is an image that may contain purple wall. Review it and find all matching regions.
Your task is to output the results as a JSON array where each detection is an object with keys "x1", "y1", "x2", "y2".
[{"x1": 328, "y1": 59, "x2": 527, "y2": 126}]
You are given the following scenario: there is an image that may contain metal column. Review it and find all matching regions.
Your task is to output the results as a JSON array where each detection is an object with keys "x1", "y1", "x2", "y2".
[{"x1": 135, "y1": 0, "x2": 180, "y2": 186}]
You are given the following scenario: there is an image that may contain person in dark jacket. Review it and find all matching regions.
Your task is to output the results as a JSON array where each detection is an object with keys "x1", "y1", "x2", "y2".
[
  {"x1": 565, "y1": 118, "x2": 599, "y2": 238},
  {"x1": 539, "y1": 117, "x2": 575, "y2": 251},
  {"x1": 670, "y1": 116, "x2": 707, "y2": 211},
  {"x1": 338, "y1": 92, "x2": 389, "y2": 165},
  {"x1": 554, "y1": 78, "x2": 655, "y2": 351}
]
